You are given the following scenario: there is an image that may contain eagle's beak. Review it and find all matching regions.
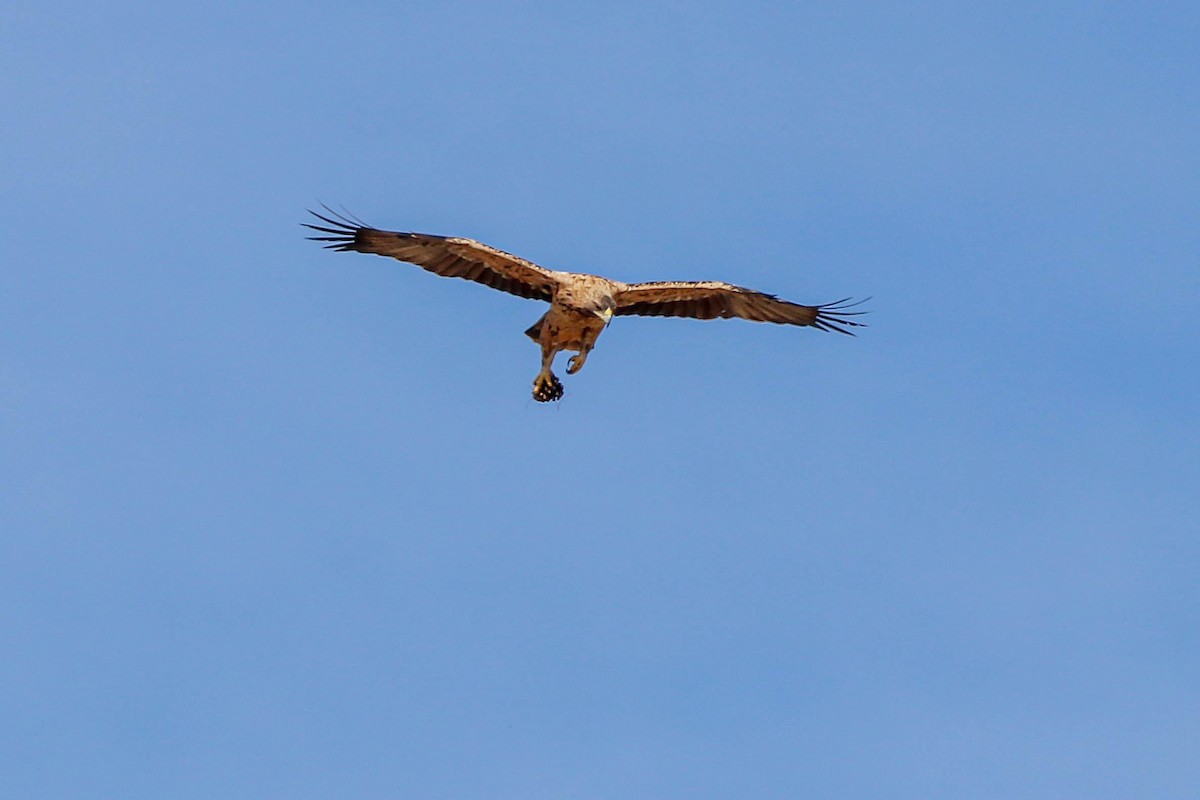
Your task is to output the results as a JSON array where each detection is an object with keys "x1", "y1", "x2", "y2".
[{"x1": 599, "y1": 306, "x2": 614, "y2": 325}]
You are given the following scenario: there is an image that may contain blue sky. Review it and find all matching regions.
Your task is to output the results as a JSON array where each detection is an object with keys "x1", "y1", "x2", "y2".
[{"x1": 3, "y1": 1, "x2": 1198, "y2": 797}]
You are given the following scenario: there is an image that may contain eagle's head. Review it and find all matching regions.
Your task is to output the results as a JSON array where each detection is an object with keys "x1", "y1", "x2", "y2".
[{"x1": 594, "y1": 297, "x2": 616, "y2": 324}]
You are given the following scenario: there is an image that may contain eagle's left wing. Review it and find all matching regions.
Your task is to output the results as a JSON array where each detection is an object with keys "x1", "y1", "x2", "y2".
[
  {"x1": 614, "y1": 281, "x2": 867, "y2": 335},
  {"x1": 304, "y1": 208, "x2": 563, "y2": 302}
]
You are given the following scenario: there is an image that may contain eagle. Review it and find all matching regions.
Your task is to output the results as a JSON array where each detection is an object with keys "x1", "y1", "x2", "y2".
[{"x1": 304, "y1": 208, "x2": 866, "y2": 402}]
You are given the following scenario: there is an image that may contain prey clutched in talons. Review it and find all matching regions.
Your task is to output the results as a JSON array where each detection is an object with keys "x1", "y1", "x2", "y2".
[{"x1": 532, "y1": 373, "x2": 564, "y2": 403}]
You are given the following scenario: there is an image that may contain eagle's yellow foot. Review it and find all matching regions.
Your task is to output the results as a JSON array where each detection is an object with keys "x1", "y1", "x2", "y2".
[
  {"x1": 532, "y1": 373, "x2": 564, "y2": 403},
  {"x1": 566, "y1": 354, "x2": 584, "y2": 374}
]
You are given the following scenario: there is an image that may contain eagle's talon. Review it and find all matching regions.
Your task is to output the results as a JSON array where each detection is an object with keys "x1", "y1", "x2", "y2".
[
  {"x1": 567, "y1": 351, "x2": 591, "y2": 374},
  {"x1": 532, "y1": 373, "x2": 564, "y2": 403}
]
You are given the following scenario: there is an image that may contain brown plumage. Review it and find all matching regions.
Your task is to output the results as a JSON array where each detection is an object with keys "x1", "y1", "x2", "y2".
[{"x1": 304, "y1": 208, "x2": 866, "y2": 402}]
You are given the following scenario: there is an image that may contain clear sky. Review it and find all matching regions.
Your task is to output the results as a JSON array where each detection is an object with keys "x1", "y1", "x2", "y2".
[{"x1": 3, "y1": 1, "x2": 1198, "y2": 797}]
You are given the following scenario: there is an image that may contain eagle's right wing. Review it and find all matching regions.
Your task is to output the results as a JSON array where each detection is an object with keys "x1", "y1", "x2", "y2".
[
  {"x1": 614, "y1": 280, "x2": 867, "y2": 335},
  {"x1": 304, "y1": 208, "x2": 563, "y2": 302}
]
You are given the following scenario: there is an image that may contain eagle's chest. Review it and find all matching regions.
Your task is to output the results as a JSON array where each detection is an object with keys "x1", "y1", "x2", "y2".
[{"x1": 543, "y1": 304, "x2": 605, "y2": 349}]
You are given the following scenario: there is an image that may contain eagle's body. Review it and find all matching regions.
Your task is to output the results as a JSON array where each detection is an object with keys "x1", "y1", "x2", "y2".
[
  {"x1": 304, "y1": 209, "x2": 865, "y2": 401},
  {"x1": 522, "y1": 276, "x2": 619, "y2": 400}
]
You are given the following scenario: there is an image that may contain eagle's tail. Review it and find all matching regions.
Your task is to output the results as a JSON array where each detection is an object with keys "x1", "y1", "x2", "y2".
[{"x1": 524, "y1": 315, "x2": 547, "y2": 342}]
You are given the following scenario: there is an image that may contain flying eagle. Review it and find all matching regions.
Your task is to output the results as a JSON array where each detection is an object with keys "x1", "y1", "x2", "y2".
[{"x1": 304, "y1": 208, "x2": 866, "y2": 402}]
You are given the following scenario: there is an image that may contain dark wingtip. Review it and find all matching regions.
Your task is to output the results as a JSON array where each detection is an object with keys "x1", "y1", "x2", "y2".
[
  {"x1": 315, "y1": 203, "x2": 370, "y2": 228},
  {"x1": 814, "y1": 297, "x2": 870, "y2": 335},
  {"x1": 303, "y1": 204, "x2": 370, "y2": 250}
]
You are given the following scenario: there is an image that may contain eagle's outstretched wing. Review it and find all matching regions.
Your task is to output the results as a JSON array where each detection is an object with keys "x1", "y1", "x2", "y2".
[
  {"x1": 304, "y1": 208, "x2": 562, "y2": 302},
  {"x1": 614, "y1": 281, "x2": 867, "y2": 335}
]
